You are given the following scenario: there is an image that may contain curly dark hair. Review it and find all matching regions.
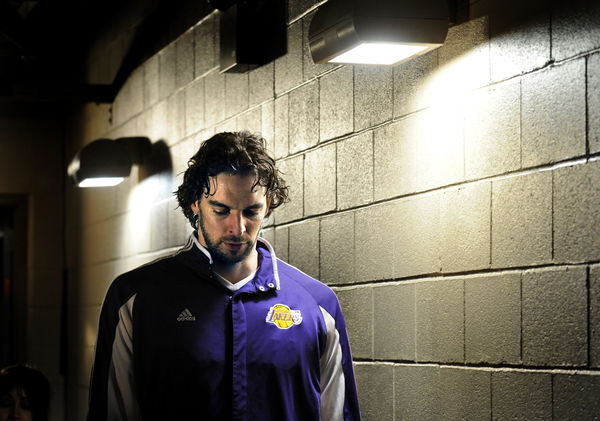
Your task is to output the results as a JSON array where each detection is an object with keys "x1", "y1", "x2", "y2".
[
  {"x1": 176, "y1": 131, "x2": 289, "y2": 228},
  {"x1": 0, "y1": 364, "x2": 50, "y2": 421}
]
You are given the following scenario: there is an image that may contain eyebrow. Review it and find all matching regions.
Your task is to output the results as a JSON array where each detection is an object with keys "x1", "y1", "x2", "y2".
[{"x1": 207, "y1": 200, "x2": 264, "y2": 210}]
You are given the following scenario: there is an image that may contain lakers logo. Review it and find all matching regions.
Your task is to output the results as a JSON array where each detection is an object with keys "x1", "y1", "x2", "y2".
[{"x1": 266, "y1": 304, "x2": 302, "y2": 329}]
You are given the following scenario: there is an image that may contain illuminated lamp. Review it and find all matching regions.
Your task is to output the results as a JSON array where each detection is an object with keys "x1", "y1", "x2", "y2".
[
  {"x1": 308, "y1": 0, "x2": 449, "y2": 66},
  {"x1": 67, "y1": 137, "x2": 151, "y2": 188}
]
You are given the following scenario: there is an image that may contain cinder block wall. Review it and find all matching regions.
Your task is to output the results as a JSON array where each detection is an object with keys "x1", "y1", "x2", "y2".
[{"x1": 65, "y1": 0, "x2": 600, "y2": 419}]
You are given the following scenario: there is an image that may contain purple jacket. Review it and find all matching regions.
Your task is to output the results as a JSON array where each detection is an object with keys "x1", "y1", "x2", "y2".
[{"x1": 87, "y1": 235, "x2": 361, "y2": 421}]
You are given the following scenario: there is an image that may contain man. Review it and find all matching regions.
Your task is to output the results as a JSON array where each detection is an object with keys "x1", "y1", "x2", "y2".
[{"x1": 88, "y1": 131, "x2": 361, "y2": 420}]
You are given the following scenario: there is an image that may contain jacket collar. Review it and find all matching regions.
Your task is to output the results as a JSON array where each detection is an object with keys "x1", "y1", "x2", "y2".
[{"x1": 180, "y1": 233, "x2": 281, "y2": 292}]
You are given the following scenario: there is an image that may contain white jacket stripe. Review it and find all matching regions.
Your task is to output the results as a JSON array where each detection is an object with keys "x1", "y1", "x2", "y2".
[
  {"x1": 319, "y1": 306, "x2": 345, "y2": 421},
  {"x1": 107, "y1": 294, "x2": 140, "y2": 421}
]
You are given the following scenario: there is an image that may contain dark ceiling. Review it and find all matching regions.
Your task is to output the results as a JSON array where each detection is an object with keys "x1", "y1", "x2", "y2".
[{"x1": 0, "y1": 0, "x2": 212, "y2": 115}]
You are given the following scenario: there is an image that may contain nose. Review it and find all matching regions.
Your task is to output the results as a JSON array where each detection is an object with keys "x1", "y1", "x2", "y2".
[{"x1": 226, "y1": 211, "x2": 246, "y2": 237}]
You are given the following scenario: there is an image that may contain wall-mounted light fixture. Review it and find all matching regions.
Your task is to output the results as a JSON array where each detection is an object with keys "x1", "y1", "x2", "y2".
[
  {"x1": 67, "y1": 137, "x2": 152, "y2": 188},
  {"x1": 209, "y1": 0, "x2": 287, "y2": 73},
  {"x1": 309, "y1": 0, "x2": 449, "y2": 66}
]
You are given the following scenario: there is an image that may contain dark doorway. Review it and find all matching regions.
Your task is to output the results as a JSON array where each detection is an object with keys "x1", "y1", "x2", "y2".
[{"x1": 0, "y1": 195, "x2": 28, "y2": 366}]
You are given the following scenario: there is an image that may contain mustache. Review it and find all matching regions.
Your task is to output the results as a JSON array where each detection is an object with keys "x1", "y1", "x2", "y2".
[{"x1": 221, "y1": 236, "x2": 250, "y2": 243}]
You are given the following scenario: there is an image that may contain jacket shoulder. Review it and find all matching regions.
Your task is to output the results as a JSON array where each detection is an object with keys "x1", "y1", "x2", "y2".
[{"x1": 276, "y1": 259, "x2": 340, "y2": 310}]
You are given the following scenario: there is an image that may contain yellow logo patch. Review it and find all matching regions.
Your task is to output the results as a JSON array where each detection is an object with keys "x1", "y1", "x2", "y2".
[{"x1": 266, "y1": 304, "x2": 302, "y2": 329}]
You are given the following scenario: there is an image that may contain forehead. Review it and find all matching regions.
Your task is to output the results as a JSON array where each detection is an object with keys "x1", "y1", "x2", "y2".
[{"x1": 204, "y1": 172, "x2": 267, "y2": 204}]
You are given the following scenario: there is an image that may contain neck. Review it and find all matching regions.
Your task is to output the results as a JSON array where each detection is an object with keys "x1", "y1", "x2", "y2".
[{"x1": 213, "y1": 248, "x2": 259, "y2": 283}]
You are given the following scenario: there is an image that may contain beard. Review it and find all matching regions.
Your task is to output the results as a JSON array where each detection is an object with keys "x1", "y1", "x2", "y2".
[{"x1": 197, "y1": 211, "x2": 256, "y2": 265}]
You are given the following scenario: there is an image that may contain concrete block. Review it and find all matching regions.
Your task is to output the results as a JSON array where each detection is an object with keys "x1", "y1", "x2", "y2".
[
  {"x1": 373, "y1": 283, "x2": 415, "y2": 360},
  {"x1": 554, "y1": 160, "x2": 600, "y2": 263},
  {"x1": 440, "y1": 182, "x2": 491, "y2": 273},
  {"x1": 336, "y1": 132, "x2": 373, "y2": 209},
  {"x1": 260, "y1": 227, "x2": 274, "y2": 246},
  {"x1": 336, "y1": 287, "x2": 373, "y2": 358},
  {"x1": 491, "y1": 172, "x2": 552, "y2": 267},
  {"x1": 144, "y1": 55, "x2": 160, "y2": 108},
  {"x1": 589, "y1": 53, "x2": 600, "y2": 154},
  {"x1": 319, "y1": 66, "x2": 354, "y2": 141},
  {"x1": 433, "y1": 16, "x2": 490, "y2": 100},
  {"x1": 249, "y1": 62, "x2": 274, "y2": 107},
  {"x1": 159, "y1": 43, "x2": 176, "y2": 100},
  {"x1": 78, "y1": 262, "x2": 120, "y2": 307},
  {"x1": 185, "y1": 77, "x2": 205, "y2": 136},
  {"x1": 275, "y1": 21, "x2": 303, "y2": 95},
  {"x1": 236, "y1": 107, "x2": 261, "y2": 135},
  {"x1": 79, "y1": 186, "x2": 117, "y2": 226},
  {"x1": 150, "y1": 201, "x2": 168, "y2": 251},
  {"x1": 354, "y1": 65, "x2": 392, "y2": 131},
  {"x1": 204, "y1": 71, "x2": 226, "y2": 127},
  {"x1": 176, "y1": 30, "x2": 194, "y2": 88},
  {"x1": 274, "y1": 226, "x2": 289, "y2": 262},
  {"x1": 415, "y1": 279, "x2": 464, "y2": 362},
  {"x1": 113, "y1": 68, "x2": 144, "y2": 126},
  {"x1": 168, "y1": 199, "x2": 190, "y2": 248},
  {"x1": 194, "y1": 14, "x2": 218, "y2": 78},
  {"x1": 393, "y1": 49, "x2": 438, "y2": 118},
  {"x1": 289, "y1": 80, "x2": 319, "y2": 153},
  {"x1": 522, "y1": 266, "x2": 587, "y2": 366},
  {"x1": 225, "y1": 73, "x2": 249, "y2": 118},
  {"x1": 492, "y1": 371, "x2": 552, "y2": 420},
  {"x1": 166, "y1": 90, "x2": 186, "y2": 145},
  {"x1": 304, "y1": 144, "x2": 336, "y2": 216},
  {"x1": 288, "y1": 219, "x2": 319, "y2": 279},
  {"x1": 553, "y1": 374, "x2": 600, "y2": 419},
  {"x1": 591, "y1": 265, "x2": 600, "y2": 367},
  {"x1": 354, "y1": 203, "x2": 396, "y2": 281},
  {"x1": 394, "y1": 194, "x2": 441, "y2": 278},
  {"x1": 416, "y1": 102, "x2": 464, "y2": 190},
  {"x1": 465, "y1": 273, "x2": 521, "y2": 364},
  {"x1": 274, "y1": 155, "x2": 303, "y2": 223},
  {"x1": 354, "y1": 364, "x2": 393, "y2": 421},
  {"x1": 394, "y1": 365, "x2": 440, "y2": 420},
  {"x1": 373, "y1": 117, "x2": 418, "y2": 201},
  {"x1": 552, "y1": 0, "x2": 600, "y2": 61},
  {"x1": 489, "y1": 0, "x2": 550, "y2": 82},
  {"x1": 121, "y1": 207, "x2": 152, "y2": 257},
  {"x1": 261, "y1": 101, "x2": 275, "y2": 156},
  {"x1": 320, "y1": 212, "x2": 355, "y2": 285},
  {"x1": 274, "y1": 94, "x2": 289, "y2": 159},
  {"x1": 80, "y1": 218, "x2": 121, "y2": 265},
  {"x1": 521, "y1": 59, "x2": 586, "y2": 166},
  {"x1": 302, "y1": 13, "x2": 337, "y2": 81},
  {"x1": 439, "y1": 367, "x2": 491, "y2": 420},
  {"x1": 464, "y1": 79, "x2": 521, "y2": 179},
  {"x1": 215, "y1": 119, "x2": 237, "y2": 133},
  {"x1": 289, "y1": 0, "x2": 320, "y2": 23}
]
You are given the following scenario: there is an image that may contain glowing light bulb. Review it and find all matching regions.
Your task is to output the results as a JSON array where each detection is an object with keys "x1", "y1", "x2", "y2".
[{"x1": 329, "y1": 43, "x2": 428, "y2": 65}]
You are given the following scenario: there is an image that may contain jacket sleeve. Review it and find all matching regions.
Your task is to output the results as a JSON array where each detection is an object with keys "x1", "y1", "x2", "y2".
[
  {"x1": 319, "y1": 299, "x2": 361, "y2": 421},
  {"x1": 87, "y1": 277, "x2": 140, "y2": 421}
]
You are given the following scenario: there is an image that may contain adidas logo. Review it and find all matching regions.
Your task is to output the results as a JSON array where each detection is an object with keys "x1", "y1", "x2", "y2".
[{"x1": 177, "y1": 308, "x2": 196, "y2": 322}]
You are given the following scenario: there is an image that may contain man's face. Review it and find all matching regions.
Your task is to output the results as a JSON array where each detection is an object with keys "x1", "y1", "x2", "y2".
[
  {"x1": 191, "y1": 172, "x2": 270, "y2": 266},
  {"x1": 0, "y1": 386, "x2": 33, "y2": 421}
]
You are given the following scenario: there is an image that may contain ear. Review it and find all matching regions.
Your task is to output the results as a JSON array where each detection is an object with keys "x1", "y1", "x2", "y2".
[
  {"x1": 264, "y1": 196, "x2": 273, "y2": 217},
  {"x1": 190, "y1": 199, "x2": 200, "y2": 215}
]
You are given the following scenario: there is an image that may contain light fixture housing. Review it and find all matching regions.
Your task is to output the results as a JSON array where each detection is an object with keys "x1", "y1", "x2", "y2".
[
  {"x1": 309, "y1": 0, "x2": 449, "y2": 66},
  {"x1": 67, "y1": 137, "x2": 151, "y2": 188}
]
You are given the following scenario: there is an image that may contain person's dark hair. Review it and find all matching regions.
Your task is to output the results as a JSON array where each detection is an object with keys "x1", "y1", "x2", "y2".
[
  {"x1": 0, "y1": 364, "x2": 50, "y2": 421},
  {"x1": 176, "y1": 131, "x2": 289, "y2": 227}
]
